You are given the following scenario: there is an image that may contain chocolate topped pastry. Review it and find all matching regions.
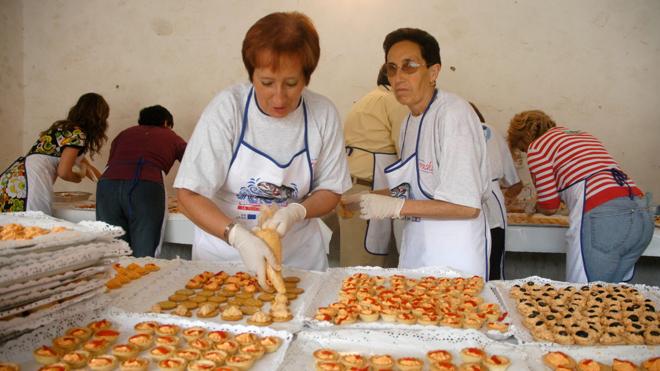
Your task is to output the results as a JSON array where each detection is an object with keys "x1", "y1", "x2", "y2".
[
  {"x1": 644, "y1": 329, "x2": 660, "y2": 345},
  {"x1": 625, "y1": 330, "x2": 645, "y2": 345},
  {"x1": 600, "y1": 331, "x2": 624, "y2": 345}
]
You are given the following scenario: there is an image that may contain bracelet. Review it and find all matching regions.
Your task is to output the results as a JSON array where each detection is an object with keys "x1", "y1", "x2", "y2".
[{"x1": 223, "y1": 222, "x2": 237, "y2": 242}]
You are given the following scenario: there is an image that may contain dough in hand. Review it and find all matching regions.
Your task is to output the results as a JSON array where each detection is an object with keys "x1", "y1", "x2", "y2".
[{"x1": 254, "y1": 228, "x2": 286, "y2": 294}]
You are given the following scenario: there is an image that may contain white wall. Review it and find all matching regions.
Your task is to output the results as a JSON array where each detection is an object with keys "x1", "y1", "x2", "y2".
[
  {"x1": 0, "y1": 0, "x2": 23, "y2": 168},
  {"x1": 3, "y1": 0, "x2": 659, "y2": 199}
]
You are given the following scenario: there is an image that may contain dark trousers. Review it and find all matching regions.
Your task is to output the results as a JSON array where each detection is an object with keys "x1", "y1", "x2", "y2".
[
  {"x1": 96, "y1": 179, "x2": 165, "y2": 257},
  {"x1": 489, "y1": 227, "x2": 506, "y2": 280}
]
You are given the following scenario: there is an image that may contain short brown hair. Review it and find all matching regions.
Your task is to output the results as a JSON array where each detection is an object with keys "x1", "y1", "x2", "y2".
[
  {"x1": 242, "y1": 12, "x2": 320, "y2": 84},
  {"x1": 507, "y1": 110, "x2": 557, "y2": 152}
]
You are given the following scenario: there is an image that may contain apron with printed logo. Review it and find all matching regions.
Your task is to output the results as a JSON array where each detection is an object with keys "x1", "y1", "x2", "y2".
[
  {"x1": 384, "y1": 91, "x2": 490, "y2": 276},
  {"x1": 192, "y1": 88, "x2": 328, "y2": 271}
]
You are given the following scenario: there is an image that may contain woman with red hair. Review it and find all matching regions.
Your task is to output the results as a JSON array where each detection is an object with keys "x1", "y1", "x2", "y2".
[
  {"x1": 175, "y1": 12, "x2": 350, "y2": 287},
  {"x1": 507, "y1": 110, "x2": 653, "y2": 283}
]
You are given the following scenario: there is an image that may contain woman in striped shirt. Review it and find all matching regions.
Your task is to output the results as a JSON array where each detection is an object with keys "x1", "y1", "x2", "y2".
[{"x1": 507, "y1": 110, "x2": 653, "y2": 283}]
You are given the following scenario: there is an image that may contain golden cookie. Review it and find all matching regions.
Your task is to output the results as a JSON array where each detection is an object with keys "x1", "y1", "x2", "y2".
[
  {"x1": 189, "y1": 296, "x2": 207, "y2": 303},
  {"x1": 208, "y1": 295, "x2": 227, "y2": 303},
  {"x1": 181, "y1": 301, "x2": 199, "y2": 310},
  {"x1": 168, "y1": 294, "x2": 188, "y2": 302},
  {"x1": 158, "y1": 301, "x2": 176, "y2": 310},
  {"x1": 240, "y1": 306, "x2": 260, "y2": 315},
  {"x1": 288, "y1": 287, "x2": 305, "y2": 295},
  {"x1": 198, "y1": 290, "x2": 215, "y2": 297},
  {"x1": 175, "y1": 289, "x2": 195, "y2": 296},
  {"x1": 257, "y1": 293, "x2": 274, "y2": 302},
  {"x1": 284, "y1": 276, "x2": 300, "y2": 283}
]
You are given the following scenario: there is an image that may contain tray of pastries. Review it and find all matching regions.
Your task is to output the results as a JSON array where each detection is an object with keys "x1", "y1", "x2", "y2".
[
  {"x1": 303, "y1": 267, "x2": 513, "y2": 340},
  {"x1": 0, "y1": 308, "x2": 292, "y2": 371},
  {"x1": 111, "y1": 260, "x2": 325, "y2": 333},
  {"x1": 507, "y1": 213, "x2": 569, "y2": 227},
  {"x1": 0, "y1": 212, "x2": 124, "y2": 254},
  {"x1": 279, "y1": 327, "x2": 529, "y2": 370},
  {"x1": 525, "y1": 345, "x2": 659, "y2": 371},
  {"x1": 491, "y1": 276, "x2": 660, "y2": 346}
]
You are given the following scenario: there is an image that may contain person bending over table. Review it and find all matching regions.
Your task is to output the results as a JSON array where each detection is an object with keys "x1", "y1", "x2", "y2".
[
  {"x1": 0, "y1": 92, "x2": 107, "y2": 214},
  {"x1": 174, "y1": 12, "x2": 351, "y2": 288},
  {"x1": 96, "y1": 105, "x2": 187, "y2": 257},
  {"x1": 344, "y1": 28, "x2": 491, "y2": 277},
  {"x1": 507, "y1": 110, "x2": 654, "y2": 283}
]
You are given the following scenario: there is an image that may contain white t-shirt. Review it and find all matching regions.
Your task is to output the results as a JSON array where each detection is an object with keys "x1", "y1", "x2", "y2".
[
  {"x1": 174, "y1": 83, "x2": 351, "y2": 202},
  {"x1": 398, "y1": 89, "x2": 490, "y2": 209},
  {"x1": 482, "y1": 123, "x2": 520, "y2": 228}
]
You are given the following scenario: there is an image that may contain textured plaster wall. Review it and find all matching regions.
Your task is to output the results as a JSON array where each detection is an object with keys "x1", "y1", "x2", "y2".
[
  {"x1": 2, "y1": 0, "x2": 659, "y2": 198},
  {"x1": 0, "y1": 0, "x2": 24, "y2": 168}
]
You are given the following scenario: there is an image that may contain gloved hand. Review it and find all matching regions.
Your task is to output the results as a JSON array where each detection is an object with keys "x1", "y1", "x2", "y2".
[
  {"x1": 228, "y1": 224, "x2": 279, "y2": 289},
  {"x1": 524, "y1": 200, "x2": 537, "y2": 216},
  {"x1": 338, "y1": 191, "x2": 368, "y2": 219},
  {"x1": 262, "y1": 203, "x2": 306, "y2": 237},
  {"x1": 359, "y1": 194, "x2": 405, "y2": 220}
]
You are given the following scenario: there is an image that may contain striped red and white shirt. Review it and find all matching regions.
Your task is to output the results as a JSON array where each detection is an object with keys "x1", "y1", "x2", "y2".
[{"x1": 527, "y1": 127, "x2": 642, "y2": 212}]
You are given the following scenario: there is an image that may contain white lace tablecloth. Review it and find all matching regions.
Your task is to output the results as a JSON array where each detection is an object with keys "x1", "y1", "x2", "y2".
[
  {"x1": 111, "y1": 260, "x2": 325, "y2": 333},
  {"x1": 279, "y1": 327, "x2": 530, "y2": 370},
  {"x1": 490, "y1": 276, "x2": 660, "y2": 345},
  {"x1": 0, "y1": 307, "x2": 293, "y2": 371},
  {"x1": 522, "y1": 343, "x2": 660, "y2": 370}
]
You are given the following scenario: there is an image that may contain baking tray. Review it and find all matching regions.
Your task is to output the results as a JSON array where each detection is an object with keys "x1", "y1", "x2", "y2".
[
  {"x1": 0, "y1": 308, "x2": 293, "y2": 371},
  {"x1": 278, "y1": 327, "x2": 530, "y2": 370},
  {"x1": 301, "y1": 266, "x2": 515, "y2": 341},
  {"x1": 491, "y1": 276, "x2": 660, "y2": 345},
  {"x1": 111, "y1": 260, "x2": 325, "y2": 333},
  {"x1": 0, "y1": 212, "x2": 124, "y2": 254}
]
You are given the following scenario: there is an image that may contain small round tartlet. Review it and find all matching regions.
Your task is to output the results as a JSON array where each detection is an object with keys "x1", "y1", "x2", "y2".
[
  {"x1": 33, "y1": 345, "x2": 60, "y2": 365},
  {"x1": 119, "y1": 357, "x2": 150, "y2": 371},
  {"x1": 87, "y1": 355, "x2": 118, "y2": 371},
  {"x1": 482, "y1": 355, "x2": 511, "y2": 371},
  {"x1": 60, "y1": 350, "x2": 90, "y2": 369},
  {"x1": 459, "y1": 348, "x2": 486, "y2": 363},
  {"x1": 225, "y1": 354, "x2": 255, "y2": 370},
  {"x1": 112, "y1": 343, "x2": 140, "y2": 360},
  {"x1": 396, "y1": 356, "x2": 424, "y2": 371}
]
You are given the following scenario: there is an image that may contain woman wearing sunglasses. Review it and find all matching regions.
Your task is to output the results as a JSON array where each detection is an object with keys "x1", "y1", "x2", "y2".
[
  {"x1": 344, "y1": 28, "x2": 491, "y2": 276},
  {"x1": 174, "y1": 12, "x2": 350, "y2": 288}
]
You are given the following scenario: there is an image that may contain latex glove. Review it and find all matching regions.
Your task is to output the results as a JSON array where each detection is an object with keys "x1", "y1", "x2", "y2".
[
  {"x1": 524, "y1": 201, "x2": 537, "y2": 216},
  {"x1": 228, "y1": 224, "x2": 279, "y2": 289},
  {"x1": 359, "y1": 194, "x2": 405, "y2": 220},
  {"x1": 338, "y1": 191, "x2": 368, "y2": 219},
  {"x1": 262, "y1": 203, "x2": 306, "y2": 237}
]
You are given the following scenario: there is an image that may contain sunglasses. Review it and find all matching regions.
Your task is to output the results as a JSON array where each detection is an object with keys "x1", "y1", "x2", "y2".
[{"x1": 385, "y1": 59, "x2": 428, "y2": 78}]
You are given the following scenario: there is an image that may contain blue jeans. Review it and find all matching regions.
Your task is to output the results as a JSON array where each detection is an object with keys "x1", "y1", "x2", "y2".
[
  {"x1": 581, "y1": 193, "x2": 654, "y2": 282},
  {"x1": 96, "y1": 179, "x2": 165, "y2": 257}
]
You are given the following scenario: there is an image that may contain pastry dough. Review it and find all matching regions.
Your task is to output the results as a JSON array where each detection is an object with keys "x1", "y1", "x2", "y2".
[{"x1": 254, "y1": 228, "x2": 286, "y2": 294}]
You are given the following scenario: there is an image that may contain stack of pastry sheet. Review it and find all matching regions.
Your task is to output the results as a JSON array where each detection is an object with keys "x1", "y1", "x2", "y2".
[{"x1": 0, "y1": 211, "x2": 130, "y2": 340}]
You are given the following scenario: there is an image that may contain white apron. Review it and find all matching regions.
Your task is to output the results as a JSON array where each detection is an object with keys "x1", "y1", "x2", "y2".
[
  {"x1": 192, "y1": 88, "x2": 328, "y2": 271},
  {"x1": 561, "y1": 171, "x2": 634, "y2": 283},
  {"x1": 384, "y1": 93, "x2": 490, "y2": 277},
  {"x1": 346, "y1": 147, "x2": 399, "y2": 254}
]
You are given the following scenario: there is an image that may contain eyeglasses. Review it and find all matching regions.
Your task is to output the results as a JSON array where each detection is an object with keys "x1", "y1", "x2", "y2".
[{"x1": 385, "y1": 59, "x2": 427, "y2": 78}]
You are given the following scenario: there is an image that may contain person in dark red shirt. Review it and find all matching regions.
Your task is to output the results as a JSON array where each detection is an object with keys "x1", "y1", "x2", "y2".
[{"x1": 96, "y1": 105, "x2": 187, "y2": 257}]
